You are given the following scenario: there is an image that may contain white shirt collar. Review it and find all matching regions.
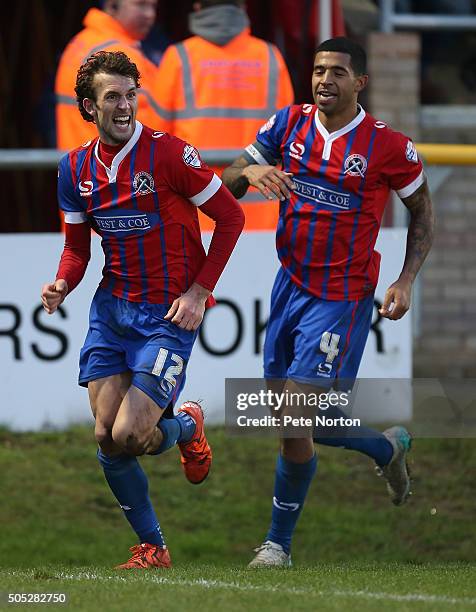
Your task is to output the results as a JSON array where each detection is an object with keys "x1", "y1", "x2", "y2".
[
  {"x1": 314, "y1": 105, "x2": 366, "y2": 161},
  {"x1": 314, "y1": 104, "x2": 365, "y2": 140},
  {"x1": 94, "y1": 120, "x2": 143, "y2": 183}
]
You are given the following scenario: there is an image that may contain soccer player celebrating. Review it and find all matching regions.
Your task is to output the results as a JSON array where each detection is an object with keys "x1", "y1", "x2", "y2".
[
  {"x1": 222, "y1": 37, "x2": 434, "y2": 567},
  {"x1": 41, "y1": 51, "x2": 244, "y2": 569}
]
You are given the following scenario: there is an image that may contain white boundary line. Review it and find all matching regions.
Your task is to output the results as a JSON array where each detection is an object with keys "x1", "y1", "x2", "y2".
[{"x1": 4, "y1": 570, "x2": 476, "y2": 607}]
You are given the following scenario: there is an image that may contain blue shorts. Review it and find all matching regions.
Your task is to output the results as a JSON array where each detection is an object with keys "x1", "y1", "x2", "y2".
[
  {"x1": 264, "y1": 267, "x2": 374, "y2": 387},
  {"x1": 79, "y1": 288, "x2": 197, "y2": 408}
]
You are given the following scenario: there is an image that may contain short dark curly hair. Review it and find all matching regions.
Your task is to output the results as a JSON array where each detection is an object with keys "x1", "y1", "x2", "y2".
[
  {"x1": 315, "y1": 37, "x2": 367, "y2": 76},
  {"x1": 75, "y1": 51, "x2": 141, "y2": 122}
]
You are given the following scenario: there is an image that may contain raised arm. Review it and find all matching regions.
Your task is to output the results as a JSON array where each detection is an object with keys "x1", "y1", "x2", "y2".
[{"x1": 380, "y1": 180, "x2": 435, "y2": 320}]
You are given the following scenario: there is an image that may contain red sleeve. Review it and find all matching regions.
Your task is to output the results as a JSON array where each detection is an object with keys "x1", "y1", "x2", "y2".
[
  {"x1": 193, "y1": 184, "x2": 245, "y2": 292},
  {"x1": 164, "y1": 136, "x2": 217, "y2": 199},
  {"x1": 56, "y1": 222, "x2": 91, "y2": 294},
  {"x1": 381, "y1": 130, "x2": 425, "y2": 198}
]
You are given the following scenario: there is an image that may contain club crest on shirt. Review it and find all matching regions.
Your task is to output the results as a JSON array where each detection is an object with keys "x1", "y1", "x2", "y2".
[
  {"x1": 406, "y1": 140, "x2": 419, "y2": 163},
  {"x1": 133, "y1": 171, "x2": 155, "y2": 196},
  {"x1": 182, "y1": 144, "x2": 201, "y2": 168},
  {"x1": 344, "y1": 153, "x2": 367, "y2": 178},
  {"x1": 259, "y1": 114, "x2": 276, "y2": 134}
]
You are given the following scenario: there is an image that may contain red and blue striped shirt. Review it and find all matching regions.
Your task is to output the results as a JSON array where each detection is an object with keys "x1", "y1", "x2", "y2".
[
  {"x1": 245, "y1": 104, "x2": 424, "y2": 301},
  {"x1": 58, "y1": 122, "x2": 241, "y2": 304}
]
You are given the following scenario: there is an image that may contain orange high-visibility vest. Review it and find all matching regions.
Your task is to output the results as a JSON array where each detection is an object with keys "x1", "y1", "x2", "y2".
[
  {"x1": 55, "y1": 8, "x2": 161, "y2": 151},
  {"x1": 153, "y1": 28, "x2": 294, "y2": 231}
]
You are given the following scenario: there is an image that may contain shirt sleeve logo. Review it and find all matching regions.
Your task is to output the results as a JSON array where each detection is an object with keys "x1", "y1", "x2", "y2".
[
  {"x1": 344, "y1": 154, "x2": 367, "y2": 178},
  {"x1": 405, "y1": 140, "x2": 419, "y2": 163},
  {"x1": 259, "y1": 114, "x2": 276, "y2": 134},
  {"x1": 133, "y1": 171, "x2": 155, "y2": 196},
  {"x1": 182, "y1": 144, "x2": 202, "y2": 168}
]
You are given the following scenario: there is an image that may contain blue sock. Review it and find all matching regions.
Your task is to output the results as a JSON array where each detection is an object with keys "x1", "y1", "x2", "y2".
[
  {"x1": 266, "y1": 453, "x2": 318, "y2": 554},
  {"x1": 97, "y1": 450, "x2": 165, "y2": 546},
  {"x1": 151, "y1": 412, "x2": 197, "y2": 455},
  {"x1": 313, "y1": 405, "x2": 393, "y2": 467}
]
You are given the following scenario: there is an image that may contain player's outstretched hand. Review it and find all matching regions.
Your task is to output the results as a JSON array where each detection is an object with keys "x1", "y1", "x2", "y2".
[
  {"x1": 379, "y1": 279, "x2": 412, "y2": 320},
  {"x1": 243, "y1": 164, "x2": 295, "y2": 201},
  {"x1": 164, "y1": 283, "x2": 211, "y2": 331},
  {"x1": 41, "y1": 279, "x2": 69, "y2": 314}
]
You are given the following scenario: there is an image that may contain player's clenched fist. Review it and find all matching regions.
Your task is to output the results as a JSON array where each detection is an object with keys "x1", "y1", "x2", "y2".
[
  {"x1": 379, "y1": 279, "x2": 411, "y2": 321},
  {"x1": 242, "y1": 165, "x2": 295, "y2": 201},
  {"x1": 41, "y1": 279, "x2": 69, "y2": 314},
  {"x1": 164, "y1": 282, "x2": 210, "y2": 331}
]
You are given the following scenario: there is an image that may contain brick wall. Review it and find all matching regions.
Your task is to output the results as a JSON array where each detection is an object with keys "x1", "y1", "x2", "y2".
[
  {"x1": 367, "y1": 33, "x2": 476, "y2": 377},
  {"x1": 367, "y1": 33, "x2": 421, "y2": 141},
  {"x1": 415, "y1": 166, "x2": 476, "y2": 377}
]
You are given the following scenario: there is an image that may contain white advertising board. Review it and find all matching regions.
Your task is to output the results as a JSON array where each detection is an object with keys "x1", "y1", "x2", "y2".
[{"x1": 0, "y1": 230, "x2": 411, "y2": 430}]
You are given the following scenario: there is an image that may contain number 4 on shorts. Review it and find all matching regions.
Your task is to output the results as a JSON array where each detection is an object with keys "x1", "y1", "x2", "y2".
[{"x1": 320, "y1": 332, "x2": 340, "y2": 364}]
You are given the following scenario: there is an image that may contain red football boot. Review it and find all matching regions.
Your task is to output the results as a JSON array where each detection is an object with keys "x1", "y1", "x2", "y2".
[
  {"x1": 177, "y1": 401, "x2": 212, "y2": 484},
  {"x1": 115, "y1": 543, "x2": 172, "y2": 569}
]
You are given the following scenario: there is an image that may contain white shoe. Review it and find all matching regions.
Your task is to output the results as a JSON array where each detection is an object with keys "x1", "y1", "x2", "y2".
[
  {"x1": 248, "y1": 540, "x2": 292, "y2": 568},
  {"x1": 376, "y1": 426, "x2": 412, "y2": 506}
]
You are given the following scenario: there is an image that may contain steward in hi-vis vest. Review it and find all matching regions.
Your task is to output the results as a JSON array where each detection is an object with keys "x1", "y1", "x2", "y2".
[
  {"x1": 153, "y1": 0, "x2": 294, "y2": 231},
  {"x1": 55, "y1": 3, "x2": 161, "y2": 151}
]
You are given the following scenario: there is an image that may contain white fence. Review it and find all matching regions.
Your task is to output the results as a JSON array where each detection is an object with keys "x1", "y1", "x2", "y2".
[{"x1": 0, "y1": 230, "x2": 411, "y2": 431}]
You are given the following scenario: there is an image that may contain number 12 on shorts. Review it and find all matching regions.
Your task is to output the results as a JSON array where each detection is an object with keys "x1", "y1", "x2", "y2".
[{"x1": 152, "y1": 348, "x2": 184, "y2": 388}]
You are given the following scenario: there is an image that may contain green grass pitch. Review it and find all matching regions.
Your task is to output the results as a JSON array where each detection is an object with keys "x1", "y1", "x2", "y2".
[
  {"x1": 2, "y1": 564, "x2": 476, "y2": 611},
  {"x1": 1, "y1": 426, "x2": 475, "y2": 610}
]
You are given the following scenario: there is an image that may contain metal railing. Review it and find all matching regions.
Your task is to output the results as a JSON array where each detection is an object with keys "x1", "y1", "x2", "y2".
[
  {"x1": 1, "y1": 144, "x2": 476, "y2": 170},
  {"x1": 416, "y1": 144, "x2": 476, "y2": 165},
  {"x1": 0, "y1": 149, "x2": 243, "y2": 170},
  {"x1": 380, "y1": 0, "x2": 476, "y2": 32}
]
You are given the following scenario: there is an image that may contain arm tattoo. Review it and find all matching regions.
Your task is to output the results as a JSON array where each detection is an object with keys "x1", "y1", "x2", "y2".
[
  {"x1": 222, "y1": 156, "x2": 251, "y2": 199},
  {"x1": 400, "y1": 180, "x2": 435, "y2": 283}
]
